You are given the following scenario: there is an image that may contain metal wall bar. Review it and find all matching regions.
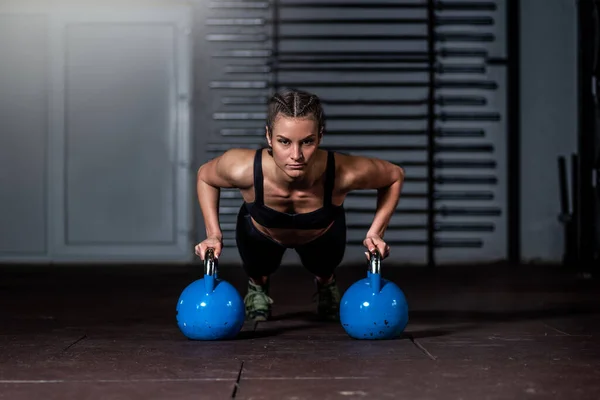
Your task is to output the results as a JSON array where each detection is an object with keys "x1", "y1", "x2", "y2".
[
  {"x1": 208, "y1": 2, "x2": 497, "y2": 11},
  {"x1": 217, "y1": 128, "x2": 487, "y2": 137},
  {"x1": 207, "y1": 17, "x2": 494, "y2": 26},
  {"x1": 576, "y1": 0, "x2": 599, "y2": 266},
  {"x1": 426, "y1": 0, "x2": 437, "y2": 266},
  {"x1": 271, "y1": 0, "x2": 280, "y2": 94},
  {"x1": 507, "y1": 0, "x2": 520, "y2": 263}
]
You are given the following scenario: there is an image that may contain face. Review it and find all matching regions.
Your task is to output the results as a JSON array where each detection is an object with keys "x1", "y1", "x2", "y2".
[{"x1": 266, "y1": 115, "x2": 321, "y2": 179}]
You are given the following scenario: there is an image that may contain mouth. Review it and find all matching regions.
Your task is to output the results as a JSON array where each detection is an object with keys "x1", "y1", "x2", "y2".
[{"x1": 287, "y1": 164, "x2": 305, "y2": 169}]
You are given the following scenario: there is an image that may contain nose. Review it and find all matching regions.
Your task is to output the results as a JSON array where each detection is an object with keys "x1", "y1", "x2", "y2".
[{"x1": 291, "y1": 145, "x2": 303, "y2": 161}]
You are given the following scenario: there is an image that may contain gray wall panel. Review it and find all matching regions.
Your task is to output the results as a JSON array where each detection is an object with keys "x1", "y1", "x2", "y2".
[
  {"x1": 520, "y1": 0, "x2": 578, "y2": 262},
  {"x1": 0, "y1": 15, "x2": 48, "y2": 255},
  {"x1": 64, "y1": 24, "x2": 177, "y2": 245}
]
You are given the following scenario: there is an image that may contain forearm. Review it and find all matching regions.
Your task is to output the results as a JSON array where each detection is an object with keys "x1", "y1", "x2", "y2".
[
  {"x1": 367, "y1": 178, "x2": 403, "y2": 238},
  {"x1": 197, "y1": 167, "x2": 222, "y2": 239}
]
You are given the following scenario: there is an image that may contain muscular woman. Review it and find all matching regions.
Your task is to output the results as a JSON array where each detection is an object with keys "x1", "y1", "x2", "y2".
[{"x1": 195, "y1": 89, "x2": 405, "y2": 322}]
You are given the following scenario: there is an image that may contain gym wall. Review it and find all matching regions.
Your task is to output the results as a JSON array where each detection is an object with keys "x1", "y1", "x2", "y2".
[{"x1": 0, "y1": 0, "x2": 578, "y2": 265}]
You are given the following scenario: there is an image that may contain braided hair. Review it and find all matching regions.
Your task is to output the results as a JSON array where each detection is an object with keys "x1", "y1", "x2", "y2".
[{"x1": 266, "y1": 89, "x2": 325, "y2": 154}]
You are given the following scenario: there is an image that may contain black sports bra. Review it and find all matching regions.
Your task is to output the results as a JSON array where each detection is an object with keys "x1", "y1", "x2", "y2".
[{"x1": 243, "y1": 149, "x2": 344, "y2": 230}]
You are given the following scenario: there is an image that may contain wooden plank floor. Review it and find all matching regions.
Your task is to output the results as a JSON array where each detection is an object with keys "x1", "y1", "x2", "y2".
[{"x1": 0, "y1": 263, "x2": 598, "y2": 399}]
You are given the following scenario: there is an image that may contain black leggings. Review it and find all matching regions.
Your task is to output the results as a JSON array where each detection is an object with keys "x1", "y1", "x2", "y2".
[{"x1": 235, "y1": 206, "x2": 347, "y2": 279}]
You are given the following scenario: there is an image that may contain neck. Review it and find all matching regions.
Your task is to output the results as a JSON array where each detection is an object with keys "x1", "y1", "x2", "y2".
[
  {"x1": 270, "y1": 153, "x2": 324, "y2": 191},
  {"x1": 275, "y1": 166, "x2": 316, "y2": 190}
]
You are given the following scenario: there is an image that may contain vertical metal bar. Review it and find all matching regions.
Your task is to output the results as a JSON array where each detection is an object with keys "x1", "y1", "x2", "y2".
[
  {"x1": 426, "y1": 0, "x2": 436, "y2": 267},
  {"x1": 572, "y1": 153, "x2": 580, "y2": 264},
  {"x1": 557, "y1": 156, "x2": 574, "y2": 266},
  {"x1": 507, "y1": 0, "x2": 521, "y2": 264},
  {"x1": 271, "y1": 0, "x2": 280, "y2": 93},
  {"x1": 558, "y1": 156, "x2": 570, "y2": 219},
  {"x1": 577, "y1": 0, "x2": 596, "y2": 265}
]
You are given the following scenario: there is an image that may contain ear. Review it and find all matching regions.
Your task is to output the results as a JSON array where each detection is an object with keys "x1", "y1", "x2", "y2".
[{"x1": 265, "y1": 126, "x2": 273, "y2": 147}]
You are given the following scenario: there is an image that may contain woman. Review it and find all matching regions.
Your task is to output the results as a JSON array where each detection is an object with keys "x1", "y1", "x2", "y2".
[{"x1": 195, "y1": 89, "x2": 405, "y2": 322}]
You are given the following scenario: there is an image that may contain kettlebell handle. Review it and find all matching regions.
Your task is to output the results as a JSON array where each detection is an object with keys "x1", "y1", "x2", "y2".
[
  {"x1": 204, "y1": 248, "x2": 217, "y2": 277},
  {"x1": 369, "y1": 249, "x2": 382, "y2": 294},
  {"x1": 203, "y1": 248, "x2": 218, "y2": 294},
  {"x1": 369, "y1": 249, "x2": 381, "y2": 275}
]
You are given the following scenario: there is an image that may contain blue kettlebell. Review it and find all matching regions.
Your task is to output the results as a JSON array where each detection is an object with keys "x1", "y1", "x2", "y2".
[
  {"x1": 340, "y1": 249, "x2": 409, "y2": 340},
  {"x1": 176, "y1": 248, "x2": 245, "y2": 340}
]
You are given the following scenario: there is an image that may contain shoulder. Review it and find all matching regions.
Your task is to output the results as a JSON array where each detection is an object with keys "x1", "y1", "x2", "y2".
[
  {"x1": 220, "y1": 148, "x2": 257, "y2": 187},
  {"x1": 198, "y1": 147, "x2": 257, "y2": 189},
  {"x1": 333, "y1": 151, "x2": 404, "y2": 192},
  {"x1": 218, "y1": 148, "x2": 256, "y2": 167}
]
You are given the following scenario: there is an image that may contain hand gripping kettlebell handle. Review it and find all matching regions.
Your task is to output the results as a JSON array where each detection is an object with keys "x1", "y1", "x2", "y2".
[
  {"x1": 204, "y1": 248, "x2": 216, "y2": 276},
  {"x1": 369, "y1": 249, "x2": 382, "y2": 294},
  {"x1": 204, "y1": 248, "x2": 217, "y2": 293},
  {"x1": 369, "y1": 249, "x2": 381, "y2": 275}
]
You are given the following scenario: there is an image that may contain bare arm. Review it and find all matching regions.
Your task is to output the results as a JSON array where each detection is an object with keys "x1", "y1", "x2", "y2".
[
  {"x1": 195, "y1": 149, "x2": 253, "y2": 257},
  {"x1": 339, "y1": 154, "x2": 405, "y2": 256}
]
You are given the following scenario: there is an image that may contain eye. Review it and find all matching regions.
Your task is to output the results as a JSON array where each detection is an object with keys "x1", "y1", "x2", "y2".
[
  {"x1": 278, "y1": 139, "x2": 290, "y2": 145},
  {"x1": 302, "y1": 138, "x2": 315, "y2": 145}
]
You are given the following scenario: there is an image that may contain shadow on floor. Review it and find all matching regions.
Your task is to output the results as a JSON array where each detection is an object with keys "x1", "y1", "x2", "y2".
[
  {"x1": 407, "y1": 304, "x2": 600, "y2": 323},
  {"x1": 235, "y1": 302, "x2": 600, "y2": 340}
]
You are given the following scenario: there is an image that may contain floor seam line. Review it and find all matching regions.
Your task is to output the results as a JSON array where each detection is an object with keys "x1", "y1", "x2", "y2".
[
  {"x1": 408, "y1": 334, "x2": 438, "y2": 360},
  {"x1": 230, "y1": 360, "x2": 245, "y2": 398},
  {"x1": 542, "y1": 322, "x2": 572, "y2": 336},
  {"x1": 62, "y1": 334, "x2": 87, "y2": 352}
]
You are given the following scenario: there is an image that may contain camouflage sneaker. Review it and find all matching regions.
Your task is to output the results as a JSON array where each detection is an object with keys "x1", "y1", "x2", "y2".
[
  {"x1": 316, "y1": 276, "x2": 341, "y2": 321},
  {"x1": 244, "y1": 280, "x2": 274, "y2": 321}
]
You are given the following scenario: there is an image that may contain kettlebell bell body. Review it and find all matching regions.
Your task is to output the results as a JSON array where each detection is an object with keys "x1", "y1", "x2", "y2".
[
  {"x1": 176, "y1": 250, "x2": 245, "y2": 340},
  {"x1": 340, "y1": 251, "x2": 409, "y2": 340}
]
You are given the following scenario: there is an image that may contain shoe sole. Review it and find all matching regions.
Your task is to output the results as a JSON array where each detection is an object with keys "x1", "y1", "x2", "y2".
[{"x1": 246, "y1": 313, "x2": 270, "y2": 322}]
